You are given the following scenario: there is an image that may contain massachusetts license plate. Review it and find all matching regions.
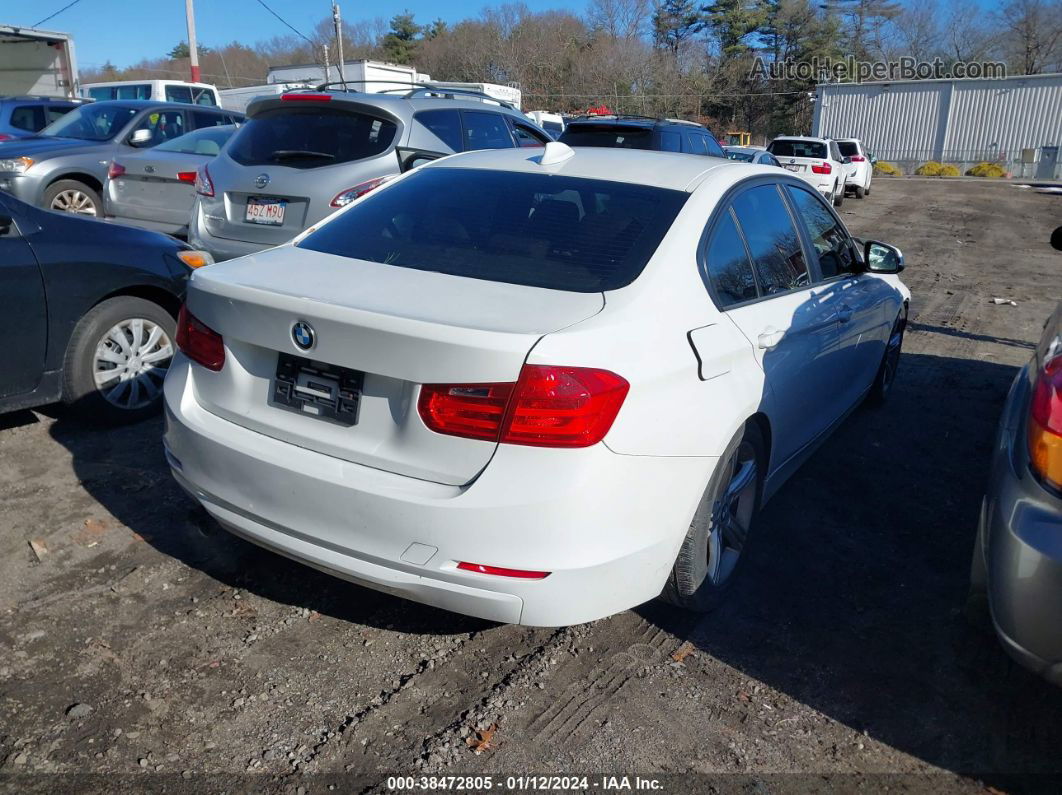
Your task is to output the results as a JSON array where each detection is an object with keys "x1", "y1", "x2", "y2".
[
  {"x1": 245, "y1": 197, "x2": 286, "y2": 225},
  {"x1": 784, "y1": 164, "x2": 801, "y2": 173},
  {"x1": 272, "y1": 353, "x2": 362, "y2": 426}
]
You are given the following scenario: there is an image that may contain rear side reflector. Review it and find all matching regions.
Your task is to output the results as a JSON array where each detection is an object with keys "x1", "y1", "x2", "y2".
[
  {"x1": 418, "y1": 365, "x2": 629, "y2": 448},
  {"x1": 457, "y1": 562, "x2": 550, "y2": 579},
  {"x1": 176, "y1": 305, "x2": 225, "y2": 371},
  {"x1": 1029, "y1": 355, "x2": 1062, "y2": 491}
]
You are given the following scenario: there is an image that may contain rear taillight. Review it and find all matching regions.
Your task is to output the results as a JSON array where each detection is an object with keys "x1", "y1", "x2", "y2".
[
  {"x1": 811, "y1": 162, "x2": 832, "y2": 174},
  {"x1": 107, "y1": 161, "x2": 125, "y2": 179},
  {"x1": 850, "y1": 155, "x2": 866, "y2": 162},
  {"x1": 456, "y1": 562, "x2": 550, "y2": 579},
  {"x1": 281, "y1": 93, "x2": 332, "y2": 101},
  {"x1": 1028, "y1": 355, "x2": 1062, "y2": 491},
  {"x1": 177, "y1": 171, "x2": 197, "y2": 184},
  {"x1": 418, "y1": 365, "x2": 629, "y2": 448},
  {"x1": 176, "y1": 305, "x2": 225, "y2": 371},
  {"x1": 330, "y1": 176, "x2": 395, "y2": 208},
  {"x1": 195, "y1": 164, "x2": 214, "y2": 197}
]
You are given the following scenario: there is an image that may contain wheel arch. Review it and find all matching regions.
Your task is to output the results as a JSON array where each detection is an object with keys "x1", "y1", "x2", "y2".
[
  {"x1": 95, "y1": 284, "x2": 182, "y2": 319},
  {"x1": 46, "y1": 171, "x2": 104, "y2": 195}
]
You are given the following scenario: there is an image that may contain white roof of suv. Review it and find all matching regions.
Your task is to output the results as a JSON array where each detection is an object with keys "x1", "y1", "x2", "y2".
[{"x1": 425, "y1": 145, "x2": 748, "y2": 192}]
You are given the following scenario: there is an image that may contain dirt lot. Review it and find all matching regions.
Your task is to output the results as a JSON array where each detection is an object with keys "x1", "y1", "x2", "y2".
[{"x1": 1, "y1": 178, "x2": 1060, "y2": 792}]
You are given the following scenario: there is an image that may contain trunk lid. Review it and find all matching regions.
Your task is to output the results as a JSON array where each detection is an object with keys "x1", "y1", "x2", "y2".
[
  {"x1": 185, "y1": 247, "x2": 604, "y2": 485},
  {"x1": 110, "y1": 152, "x2": 203, "y2": 225}
]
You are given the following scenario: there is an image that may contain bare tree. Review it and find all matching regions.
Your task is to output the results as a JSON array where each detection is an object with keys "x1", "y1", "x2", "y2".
[
  {"x1": 996, "y1": 0, "x2": 1062, "y2": 74},
  {"x1": 587, "y1": 0, "x2": 653, "y2": 40}
]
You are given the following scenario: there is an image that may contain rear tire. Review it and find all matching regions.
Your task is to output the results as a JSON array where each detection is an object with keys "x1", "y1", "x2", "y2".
[
  {"x1": 43, "y1": 179, "x2": 103, "y2": 217},
  {"x1": 62, "y1": 296, "x2": 177, "y2": 424},
  {"x1": 832, "y1": 182, "x2": 844, "y2": 207},
  {"x1": 867, "y1": 309, "x2": 906, "y2": 405},
  {"x1": 662, "y1": 422, "x2": 765, "y2": 613},
  {"x1": 853, "y1": 185, "x2": 865, "y2": 199}
]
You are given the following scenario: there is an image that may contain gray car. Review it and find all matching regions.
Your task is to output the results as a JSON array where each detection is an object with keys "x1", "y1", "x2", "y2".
[
  {"x1": 105, "y1": 124, "x2": 239, "y2": 235},
  {"x1": 0, "y1": 100, "x2": 242, "y2": 217},
  {"x1": 723, "y1": 146, "x2": 782, "y2": 167},
  {"x1": 188, "y1": 87, "x2": 551, "y2": 260},
  {"x1": 970, "y1": 278, "x2": 1062, "y2": 686}
]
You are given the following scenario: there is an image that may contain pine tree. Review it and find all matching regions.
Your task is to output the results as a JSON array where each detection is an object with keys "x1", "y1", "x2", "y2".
[{"x1": 382, "y1": 13, "x2": 423, "y2": 64}]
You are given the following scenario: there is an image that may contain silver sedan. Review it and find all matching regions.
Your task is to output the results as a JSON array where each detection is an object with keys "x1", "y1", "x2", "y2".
[{"x1": 104, "y1": 124, "x2": 238, "y2": 235}]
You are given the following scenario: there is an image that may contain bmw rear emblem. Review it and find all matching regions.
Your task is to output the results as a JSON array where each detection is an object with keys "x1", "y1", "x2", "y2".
[
  {"x1": 291, "y1": 321, "x2": 315, "y2": 350},
  {"x1": 255, "y1": 173, "x2": 270, "y2": 189}
]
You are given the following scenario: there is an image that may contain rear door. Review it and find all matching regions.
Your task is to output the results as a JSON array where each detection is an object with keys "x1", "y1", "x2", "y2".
[
  {"x1": 704, "y1": 182, "x2": 842, "y2": 463},
  {"x1": 205, "y1": 101, "x2": 401, "y2": 245},
  {"x1": 0, "y1": 198, "x2": 46, "y2": 398}
]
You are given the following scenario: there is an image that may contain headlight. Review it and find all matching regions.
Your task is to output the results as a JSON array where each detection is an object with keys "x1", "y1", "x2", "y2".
[{"x1": 0, "y1": 156, "x2": 34, "y2": 173}]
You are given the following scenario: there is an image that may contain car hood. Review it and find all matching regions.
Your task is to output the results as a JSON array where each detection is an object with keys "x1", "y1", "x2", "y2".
[{"x1": 0, "y1": 136, "x2": 111, "y2": 159}]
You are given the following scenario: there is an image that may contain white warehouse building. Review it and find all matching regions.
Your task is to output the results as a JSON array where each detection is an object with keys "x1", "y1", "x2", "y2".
[{"x1": 812, "y1": 72, "x2": 1062, "y2": 178}]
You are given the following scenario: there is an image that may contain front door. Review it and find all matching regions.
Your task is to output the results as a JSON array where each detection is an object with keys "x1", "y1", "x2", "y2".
[{"x1": 0, "y1": 198, "x2": 47, "y2": 398}]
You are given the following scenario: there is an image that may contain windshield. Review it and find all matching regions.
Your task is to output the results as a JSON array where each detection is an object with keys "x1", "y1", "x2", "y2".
[
  {"x1": 156, "y1": 125, "x2": 236, "y2": 155},
  {"x1": 726, "y1": 151, "x2": 754, "y2": 162},
  {"x1": 297, "y1": 168, "x2": 689, "y2": 292},
  {"x1": 768, "y1": 139, "x2": 827, "y2": 159},
  {"x1": 227, "y1": 107, "x2": 397, "y2": 169},
  {"x1": 559, "y1": 125, "x2": 652, "y2": 149},
  {"x1": 39, "y1": 104, "x2": 139, "y2": 141}
]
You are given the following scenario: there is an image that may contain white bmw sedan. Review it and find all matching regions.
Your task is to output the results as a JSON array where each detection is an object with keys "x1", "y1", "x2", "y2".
[{"x1": 164, "y1": 143, "x2": 909, "y2": 626}]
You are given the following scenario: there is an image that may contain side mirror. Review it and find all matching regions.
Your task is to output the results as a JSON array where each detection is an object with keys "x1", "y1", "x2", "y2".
[
  {"x1": 864, "y1": 240, "x2": 904, "y2": 274},
  {"x1": 129, "y1": 128, "x2": 153, "y2": 147},
  {"x1": 1051, "y1": 226, "x2": 1062, "y2": 251}
]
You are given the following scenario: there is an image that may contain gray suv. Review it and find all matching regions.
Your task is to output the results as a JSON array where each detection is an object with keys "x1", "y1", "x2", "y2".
[
  {"x1": 188, "y1": 88, "x2": 551, "y2": 260},
  {"x1": 0, "y1": 100, "x2": 241, "y2": 217}
]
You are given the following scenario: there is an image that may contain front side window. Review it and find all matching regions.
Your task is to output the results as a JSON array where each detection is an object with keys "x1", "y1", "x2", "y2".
[
  {"x1": 297, "y1": 168, "x2": 688, "y2": 293},
  {"x1": 731, "y1": 184, "x2": 809, "y2": 295},
  {"x1": 510, "y1": 120, "x2": 548, "y2": 148},
  {"x1": 415, "y1": 109, "x2": 462, "y2": 152},
  {"x1": 165, "y1": 85, "x2": 194, "y2": 104},
  {"x1": 131, "y1": 110, "x2": 186, "y2": 146},
  {"x1": 462, "y1": 111, "x2": 515, "y2": 151},
  {"x1": 228, "y1": 108, "x2": 397, "y2": 168},
  {"x1": 786, "y1": 184, "x2": 855, "y2": 279},
  {"x1": 683, "y1": 133, "x2": 707, "y2": 155},
  {"x1": 704, "y1": 134, "x2": 726, "y2": 158},
  {"x1": 193, "y1": 88, "x2": 219, "y2": 106},
  {"x1": 39, "y1": 104, "x2": 139, "y2": 141},
  {"x1": 704, "y1": 209, "x2": 758, "y2": 307}
]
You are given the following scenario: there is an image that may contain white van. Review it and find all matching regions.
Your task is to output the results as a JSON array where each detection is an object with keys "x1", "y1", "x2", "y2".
[
  {"x1": 526, "y1": 110, "x2": 565, "y2": 138},
  {"x1": 82, "y1": 80, "x2": 220, "y2": 107}
]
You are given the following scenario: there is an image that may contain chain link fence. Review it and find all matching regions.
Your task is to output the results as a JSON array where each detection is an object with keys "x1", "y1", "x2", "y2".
[{"x1": 871, "y1": 148, "x2": 1061, "y2": 179}]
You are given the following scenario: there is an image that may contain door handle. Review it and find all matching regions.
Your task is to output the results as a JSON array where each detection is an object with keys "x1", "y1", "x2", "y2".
[
  {"x1": 757, "y1": 328, "x2": 786, "y2": 349},
  {"x1": 838, "y1": 304, "x2": 854, "y2": 324}
]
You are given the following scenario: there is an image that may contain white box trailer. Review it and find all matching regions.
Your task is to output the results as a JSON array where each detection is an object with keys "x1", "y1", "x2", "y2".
[
  {"x1": 266, "y1": 59, "x2": 428, "y2": 95},
  {"x1": 0, "y1": 25, "x2": 79, "y2": 98},
  {"x1": 219, "y1": 81, "x2": 311, "y2": 113},
  {"x1": 430, "y1": 81, "x2": 521, "y2": 109}
]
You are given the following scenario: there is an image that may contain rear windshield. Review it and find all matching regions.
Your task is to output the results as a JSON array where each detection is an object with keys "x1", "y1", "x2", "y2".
[
  {"x1": 768, "y1": 139, "x2": 827, "y2": 159},
  {"x1": 297, "y1": 168, "x2": 688, "y2": 292},
  {"x1": 725, "y1": 151, "x2": 754, "y2": 162},
  {"x1": 227, "y1": 108, "x2": 397, "y2": 169},
  {"x1": 837, "y1": 141, "x2": 860, "y2": 157},
  {"x1": 559, "y1": 125, "x2": 652, "y2": 149}
]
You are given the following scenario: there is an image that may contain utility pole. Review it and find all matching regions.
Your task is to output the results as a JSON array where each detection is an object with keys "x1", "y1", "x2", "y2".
[
  {"x1": 332, "y1": 2, "x2": 346, "y2": 88},
  {"x1": 185, "y1": 0, "x2": 201, "y2": 83}
]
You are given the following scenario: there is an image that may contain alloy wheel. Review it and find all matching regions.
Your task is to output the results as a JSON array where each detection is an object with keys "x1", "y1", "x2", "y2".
[
  {"x1": 880, "y1": 317, "x2": 905, "y2": 395},
  {"x1": 50, "y1": 189, "x2": 98, "y2": 215},
  {"x1": 706, "y1": 440, "x2": 758, "y2": 586},
  {"x1": 92, "y1": 318, "x2": 173, "y2": 410}
]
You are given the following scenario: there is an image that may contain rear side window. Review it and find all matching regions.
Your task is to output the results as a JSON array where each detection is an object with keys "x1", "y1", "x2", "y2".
[
  {"x1": 510, "y1": 120, "x2": 548, "y2": 148},
  {"x1": 462, "y1": 111, "x2": 515, "y2": 150},
  {"x1": 704, "y1": 210, "x2": 757, "y2": 307},
  {"x1": 786, "y1": 185, "x2": 855, "y2": 279},
  {"x1": 659, "y1": 131, "x2": 681, "y2": 152},
  {"x1": 415, "y1": 109, "x2": 462, "y2": 151},
  {"x1": 116, "y1": 84, "x2": 152, "y2": 100},
  {"x1": 731, "y1": 185, "x2": 809, "y2": 294},
  {"x1": 559, "y1": 125, "x2": 652, "y2": 149},
  {"x1": 297, "y1": 168, "x2": 688, "y2": 292},
  {"x1": 192, "y1": 111, "x2": 230, "y2": 129},
  {"x1": 228, "y1": 108, "x2": 397, "y2": 168},
  {"x1": 9, "y1": 106, "x2": 44, "y2": 132},
  {"x1": 768, "y1": 139, "x2": 827, "y2": 159},
  {"x1": 683, "y1": 133, "x2": 707, "y2": 155}
]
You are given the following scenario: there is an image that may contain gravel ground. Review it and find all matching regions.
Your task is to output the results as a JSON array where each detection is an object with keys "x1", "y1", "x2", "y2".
[{"x1": 1, "y1": 178, "x2": 1060, "y2": 793}]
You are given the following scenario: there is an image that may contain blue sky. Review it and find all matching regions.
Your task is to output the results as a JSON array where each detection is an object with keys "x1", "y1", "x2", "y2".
[{"x1": 14, "y1": 0, "x2": 580, "y2": 71}]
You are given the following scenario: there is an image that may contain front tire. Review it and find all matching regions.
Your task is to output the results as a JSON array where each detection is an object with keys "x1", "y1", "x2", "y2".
[
  {"x1": 43, "y1": 179, "x2": 103, "y2": 217},
  {"x1": 867, "y1": 309, "x2": 906, "y2": 405},
  {"x1": 833, "y1": 182, "x2": 845, "y2": 207},
  {"x1": 662, "y1": 422, "x2": 765, "y2": 613},
  {"x1": 62, "y1": 296, "x2": 177, "y2": 424}
]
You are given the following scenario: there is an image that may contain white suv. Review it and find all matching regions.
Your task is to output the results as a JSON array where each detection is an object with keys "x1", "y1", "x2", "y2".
[
  {"x1": 836, "y1": 138, "x2": 873, "y2": 198},
  {"x1": 767, "y1": 135, "x2": 849, "y2": 206},
  {"x1": 164, "y1": 143, "x2": 909, "y2": 626}
]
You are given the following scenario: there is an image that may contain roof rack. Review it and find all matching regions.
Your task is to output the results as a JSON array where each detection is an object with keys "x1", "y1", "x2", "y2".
[{"x1": 311, "y1": 80, "x2": 518, "y2": 110}]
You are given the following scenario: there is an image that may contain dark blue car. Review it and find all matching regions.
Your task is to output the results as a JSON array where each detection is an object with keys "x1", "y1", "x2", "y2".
[{"x1": 0, "y1": 191, "x2": 211, "y2": 422}]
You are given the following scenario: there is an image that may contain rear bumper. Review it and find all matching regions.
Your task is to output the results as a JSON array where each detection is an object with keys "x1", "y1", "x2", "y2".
[
  {"x1": 979, "y1": 368, "x2": 1062, "y2": 685},
  {"x1": 163, "y1": 357, "x2": 712, "y2": 626},
  {"x1": 188, "y1": 199, "x2": 272, "y2": 261}
]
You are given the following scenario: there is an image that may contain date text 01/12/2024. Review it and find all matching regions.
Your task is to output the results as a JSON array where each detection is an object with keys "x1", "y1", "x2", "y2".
[{"x1": 386, "y1": 775, "x2": 664, "y2": 790}]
